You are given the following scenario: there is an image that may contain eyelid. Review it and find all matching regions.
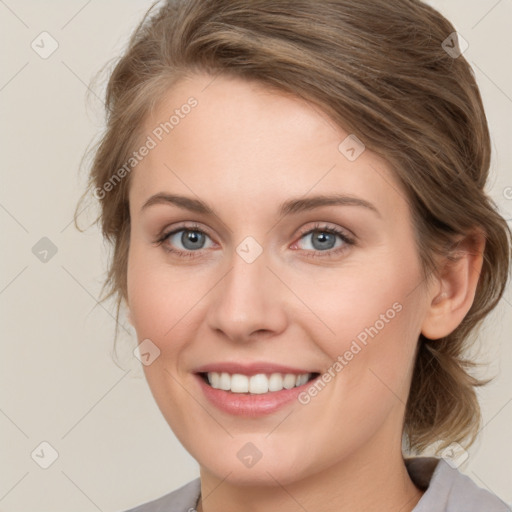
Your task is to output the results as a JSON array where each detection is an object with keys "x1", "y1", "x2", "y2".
[
  {"x1": 155, "y1": 220, "x2": 356, "y2": 258},
  {"x1": 295, "y1": 221, "x2": 355, "y2": 241},
  {"x1": 156, "y1": 222, "x2": 214, "y2": 242}
]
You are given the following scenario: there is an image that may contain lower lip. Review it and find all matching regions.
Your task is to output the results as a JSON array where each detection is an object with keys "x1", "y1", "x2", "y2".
[{"x1": 195, "y1": 374, "x2": 315, "y2": 417}]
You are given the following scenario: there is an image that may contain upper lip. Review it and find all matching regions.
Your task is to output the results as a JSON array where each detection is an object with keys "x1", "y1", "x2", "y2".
[{"x1": 193, "y1": 362, "x2": 317, "y2": 376}]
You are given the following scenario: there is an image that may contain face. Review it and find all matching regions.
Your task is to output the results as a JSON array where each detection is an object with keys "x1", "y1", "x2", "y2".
[{"x1": 126, "y1": 73, "x2": 431, "y2": 485}]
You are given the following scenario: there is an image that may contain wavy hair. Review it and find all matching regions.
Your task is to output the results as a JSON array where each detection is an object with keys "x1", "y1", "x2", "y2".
[{"x1": 76, "y1": 0, "x2": 511, "y2": 453}]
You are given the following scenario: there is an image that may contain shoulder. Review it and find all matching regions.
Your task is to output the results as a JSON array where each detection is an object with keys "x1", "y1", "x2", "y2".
[
  {"x1": 406, "y1": 457, "x2": 510, "y2": 512},
  {"x1": 119, "y1": 478, "x2": 201, "y2": 512}
]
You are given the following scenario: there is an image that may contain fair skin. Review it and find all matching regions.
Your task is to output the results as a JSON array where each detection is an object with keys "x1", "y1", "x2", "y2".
[{"x1": 126, "y1": 73, "x2": 484, "y2": 512}]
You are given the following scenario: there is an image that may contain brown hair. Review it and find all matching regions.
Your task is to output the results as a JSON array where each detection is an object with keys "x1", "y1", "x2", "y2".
[{"x1": 76, "y1": 0, "x2": 511, "y2": 453}]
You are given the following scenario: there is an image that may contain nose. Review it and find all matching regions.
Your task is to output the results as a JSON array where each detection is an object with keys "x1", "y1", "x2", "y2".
[{"x1": 205, "y1": 248, "x2": 288, "y2": 344}]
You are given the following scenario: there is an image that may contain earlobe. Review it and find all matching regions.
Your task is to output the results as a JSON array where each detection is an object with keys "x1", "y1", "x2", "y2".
[{"x1": 421, "y1": 231, "x2": 486, "y2": 341}]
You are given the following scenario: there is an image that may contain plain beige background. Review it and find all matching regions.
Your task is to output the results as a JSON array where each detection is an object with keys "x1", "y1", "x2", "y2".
[{"x1": 1, "y1": 1, "x2": 511, "y2": 511}]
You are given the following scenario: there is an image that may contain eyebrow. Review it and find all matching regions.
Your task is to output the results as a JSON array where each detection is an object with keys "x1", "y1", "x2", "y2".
[{"x1": 141, "y1": 193, "x2": 381, "y2": 218}]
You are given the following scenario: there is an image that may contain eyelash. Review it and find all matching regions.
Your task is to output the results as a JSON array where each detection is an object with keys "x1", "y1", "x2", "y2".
[{"x1": 154, "y1": 222, "x2": 355, "y2": 260}]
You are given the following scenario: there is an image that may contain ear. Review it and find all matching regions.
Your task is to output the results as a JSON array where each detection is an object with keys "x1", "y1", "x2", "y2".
[{"x1": 421, "y1": 230, "x2": 486, "y2": 340}]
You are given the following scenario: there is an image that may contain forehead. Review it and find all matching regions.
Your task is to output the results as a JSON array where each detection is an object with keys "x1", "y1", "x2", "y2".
[{"x1": 129, "y1": 73, "x2": 408, "y2": 221}]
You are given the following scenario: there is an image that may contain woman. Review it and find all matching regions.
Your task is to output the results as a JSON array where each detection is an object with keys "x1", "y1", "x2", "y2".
[{"x1": 78, "y1": 0, "x2": 511, "y2": 510}]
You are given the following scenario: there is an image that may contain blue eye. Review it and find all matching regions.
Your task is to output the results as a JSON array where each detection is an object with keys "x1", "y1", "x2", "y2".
[
  {"x1": 299, "y1": 230, "x2": 342, "y2": 251},
  {"x1": 295, "y1": 224, "x2": 355, "y2": 258},
  {"x1": 167, "y1": 229, "x2": 211, "y2": 251},
  {"x1": 157, "y1": 224, "x2": 214, "y2": 257},
  {"x1": 156, "y1": 222, "x2": 355, "y2": 259}
]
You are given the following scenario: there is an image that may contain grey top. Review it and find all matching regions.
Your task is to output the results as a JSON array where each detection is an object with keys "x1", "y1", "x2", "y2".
[{"x1": 122, "y1": 457, "x2": 510, "y2": 512}]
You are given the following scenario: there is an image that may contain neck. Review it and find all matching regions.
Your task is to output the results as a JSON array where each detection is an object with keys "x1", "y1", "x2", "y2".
[{"x1": 196, "y1": 436, "x2": 423, "y2": 512}]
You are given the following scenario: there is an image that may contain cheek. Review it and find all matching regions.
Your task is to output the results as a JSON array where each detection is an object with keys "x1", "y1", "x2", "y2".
[
  {"x1": 127, "y1": 244, "x2": 205, "y2": 341},
  {"x1": 330, "y1": 299, "x2": 420, "y2": 400},
  {"x1": 288, "y1": 279, "x2": 423, "y2": 468},
  {"x1": 126, "y1": 248, "x2": 209, "y2": 436},
  {"x1": 295, "y1": 248, "x2": 424, "y2": 405},
  {"x1": 293, "y1": 257, "x2": 421, "y2": 354}
]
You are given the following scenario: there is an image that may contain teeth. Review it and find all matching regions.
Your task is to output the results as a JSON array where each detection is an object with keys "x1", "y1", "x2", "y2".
[
  {"x1": 206, "y1": 372, "x2": 312, "y2": 394},
  {"x1": 297, "y1": 374, "x2": 309, "y2": 386},
  {"x1": 219, "y1": 372, "x2": 231, "y2": 391},
  {"x1": 268, "y1": 373, "x2": 283, "y2": 392},
  {"x1": 283, "y1": 374, "x2": 296, "y2": 389},
  {"x1": 249, "y1": 374, "x2": 268, "y2": 394},
  {"x1": 231, "y1": 374, "x2": 249, "y2": 393}
]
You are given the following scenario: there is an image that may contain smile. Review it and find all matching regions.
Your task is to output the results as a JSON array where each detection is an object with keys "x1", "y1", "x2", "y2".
[
  {"x1": 201, "y1": 372, "x2": 317, "y2": 394},
  {"x1": 193, "y1": 363, "x2": 321, "y2": 416}
]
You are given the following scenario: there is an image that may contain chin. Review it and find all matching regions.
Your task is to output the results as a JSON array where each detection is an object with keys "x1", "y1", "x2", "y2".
[{"x1": 192, "y1": 439, "x2": 319, "y2": 488}]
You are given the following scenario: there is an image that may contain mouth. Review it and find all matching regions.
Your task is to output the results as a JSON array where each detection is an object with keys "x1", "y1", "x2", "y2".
[
  {"x1": 198, "y1": 371, "x2": 320, "y2": 394},
  {"x1": 193, "y1": 362, "x2": 322, "y2": 416}
]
